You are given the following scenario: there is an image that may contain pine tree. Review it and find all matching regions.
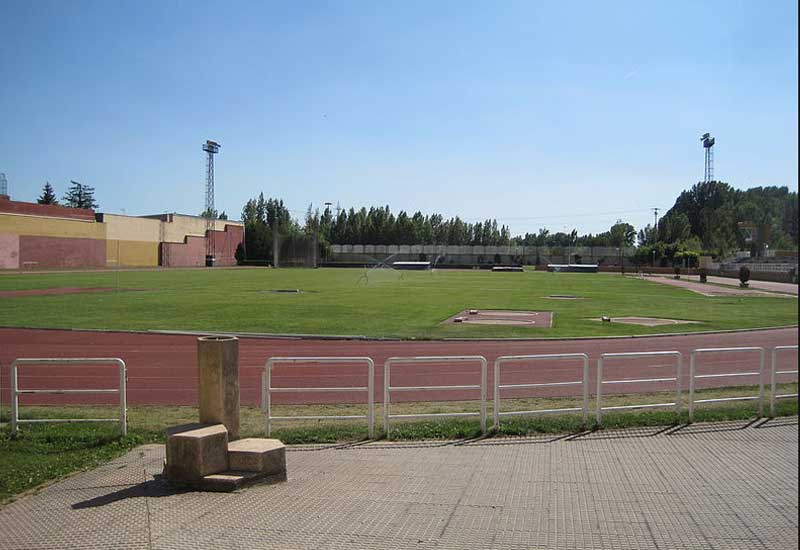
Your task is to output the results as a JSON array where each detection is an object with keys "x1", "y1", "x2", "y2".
[
  {"x1": 37, "y1": 182, "x2": 58, "y2": 205},
  {"x1": 63, "y1": 181, "x2": 99, "y2": 209}
]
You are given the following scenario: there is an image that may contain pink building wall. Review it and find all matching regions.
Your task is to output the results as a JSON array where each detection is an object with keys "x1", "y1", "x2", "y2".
[
  {"x1": 18, "y1": 235, "x2": 106, "y2": 269},
  {"x1": 0, "y1": 233, "x2": 19, "y2": 269}
]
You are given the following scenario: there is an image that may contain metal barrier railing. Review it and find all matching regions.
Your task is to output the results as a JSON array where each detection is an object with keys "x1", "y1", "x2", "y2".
[
  {"x1": 770, "y1": 345, "x2": 798, "y2": 417},
  {"x1": 263, "y1": 357, "x2": 375, "y2": 438},
  {"x1": 384, "y1": 356, "x2": 487, "y2": 436},
  {"x1": 597, "y1": 351, "x2": 682, "y2": 425},
  {"x1": 494, "y1": 353, "x2": 589, "y2": 429},
  {"x1": 10, "y1": 358, "x2": 127, "y2": 435},
  {"x1": 689, "y1": 347, "x2": 765, "y2": 422}
]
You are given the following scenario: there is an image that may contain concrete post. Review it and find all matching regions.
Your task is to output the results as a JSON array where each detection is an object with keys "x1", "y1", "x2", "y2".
[{"x1": 197, "y1": 336, "x2": 240, "y2": 439}]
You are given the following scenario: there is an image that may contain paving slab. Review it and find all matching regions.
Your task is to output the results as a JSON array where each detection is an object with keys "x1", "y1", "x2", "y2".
[{"x1": 0, "y1": 419, "x2": 797, "y2": 550}]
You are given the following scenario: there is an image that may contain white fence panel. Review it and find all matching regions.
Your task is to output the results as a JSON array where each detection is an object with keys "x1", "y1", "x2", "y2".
[
  {"x1": 596, "y1": 351, "x2": 682, "y2": 425},
  {"x1": 384, "y1": 356, "x2": 487, "y2": 436},
  {"x1": 263, "y1": 357, "x2": 375, "y2": 438},
  {"x1": 494, "y1": 353, "x2": 589, "y2": 428},
  {"x1": 688, "y1": 347, "x2": 765, "y2": 422},
  {"x1": 10, "y1": 358, "x2": 127, "y2": 436}
]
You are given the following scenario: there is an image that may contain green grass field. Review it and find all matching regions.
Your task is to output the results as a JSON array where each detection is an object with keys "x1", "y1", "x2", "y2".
[{"x1": 0, "y1": 267, "x2": 796, "y2": 338}]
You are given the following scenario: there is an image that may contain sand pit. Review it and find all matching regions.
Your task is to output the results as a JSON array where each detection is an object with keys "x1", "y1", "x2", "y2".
[
  {"x1": 443, "y1": 309, "x2": 553, "y2": 327},
  {"x1": 589, "y1": 316, "x2": 701, "y2": 327},
  {"x1": 0, "y1": 287, "x2": 144, "y2": 298}
]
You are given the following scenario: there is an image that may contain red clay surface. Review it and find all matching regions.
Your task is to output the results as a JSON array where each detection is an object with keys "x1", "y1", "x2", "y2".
[
  {"x1": 0, "y1": 327, "x2": 796, "y2": 408},
  {"x1": 0, "y1": 287, "x2": 143, "y2": 298}
]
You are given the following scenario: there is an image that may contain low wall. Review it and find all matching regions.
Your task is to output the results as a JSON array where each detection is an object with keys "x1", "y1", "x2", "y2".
[{"x1": 18, "y1": 235, "x2": 105, "y2": 269}]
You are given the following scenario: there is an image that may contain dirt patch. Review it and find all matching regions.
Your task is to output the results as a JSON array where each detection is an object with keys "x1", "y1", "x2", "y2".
[
  {"x1": 0, "y1": 287, "x2": 144, "y2": 298},
  {"x1": 643, "y1": 276, "x2": 795, "y2": 298},
  {"x1": 443, "y1": 309, "x2": 553, "y2": 327},
  {"x1": 589, "y1": 316, "x2": 701, "y2": 327}
]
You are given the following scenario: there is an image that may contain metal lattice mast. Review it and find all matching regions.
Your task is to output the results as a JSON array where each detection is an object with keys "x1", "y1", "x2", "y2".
[
  {"x1": 202, "y1": 140, "x2": 220, "y2": 262},
  {"x1": 701, "y1": 133, "x2": 715, "y2": 183}
]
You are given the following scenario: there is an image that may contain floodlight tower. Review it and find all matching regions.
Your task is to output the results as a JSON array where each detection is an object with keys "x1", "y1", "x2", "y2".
[
  {"x1": 0, "y1": 173, "x2": 8, "y2": 198},
  {"x1": 202, "y1": 140, "x2": 221, "y2": 265},
  {"x1": 701, "y1": 133, "x2": 715, "y2": 183}
]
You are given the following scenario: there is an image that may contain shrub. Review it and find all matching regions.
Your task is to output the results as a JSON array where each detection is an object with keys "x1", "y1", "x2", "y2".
[
  {"x1": 739, "y1": 266, "x2": 751, "y2": 287},
  {"x1": 234, "y1": 243, "x2": 245, "y2": 265},
  {"x1": 673, "y1": 266, "x2": 681, "y2": 279}
]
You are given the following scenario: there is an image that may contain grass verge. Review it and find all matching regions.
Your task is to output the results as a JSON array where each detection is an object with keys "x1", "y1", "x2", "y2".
[{"x1": 1, "y1": 383, "x2": 796, "y2": 503}]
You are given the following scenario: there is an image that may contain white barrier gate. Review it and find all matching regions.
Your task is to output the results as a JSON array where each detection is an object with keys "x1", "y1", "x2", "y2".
[
  {"x1": 597, "y1": 351, "x2": 682, "y2": 425},
  {"x1": 10, "y1": 358, "x2": 127, "y2": 436},
  {"x1": 494, "y1": 353, "x2": 589, "y2": 429},
  {"x1": 384, "y1": 356, "x2": 488, "y2": 436},
  {"x1": 263, "y1": 357, "x2": 375, "y2": 438},
  {"x1": 770, "y1": 345, "x2": 798, "y2": 417},
  {"x1": 689, "y1": 347, "x2": 765, "y2": 422}
]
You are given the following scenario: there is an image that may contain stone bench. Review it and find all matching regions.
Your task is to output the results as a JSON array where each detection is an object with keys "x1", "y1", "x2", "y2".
[
  {"x1": 228, "y1": 438, "x2": 287, "y2": 479},
  {"x1": 165, "y1": 423, "x2": 229, "y2": 482}
]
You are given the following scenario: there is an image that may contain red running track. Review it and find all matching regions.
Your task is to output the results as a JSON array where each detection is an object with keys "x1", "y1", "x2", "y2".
[{"x1": 0, "y1": 327, "x2": 796, "y2": 408}]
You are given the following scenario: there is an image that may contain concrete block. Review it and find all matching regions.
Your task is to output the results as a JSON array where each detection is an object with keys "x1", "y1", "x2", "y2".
[
  {"x1": 228, "y1": 438, "x2": 286, "y2": 476},
  {"x1": 197, "y1": 336, "x2": 240, "y2": 439},
  {"x1": 165, "y1": 423, "x2": 229, "y2": 482}
]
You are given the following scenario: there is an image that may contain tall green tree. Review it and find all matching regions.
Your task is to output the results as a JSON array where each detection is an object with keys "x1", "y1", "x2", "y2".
[
  {"x1": 62, "y1": 181, "x2": 98, "y2": 209},
  {"x1": 37, "y1": 182, "x2": 58, "y2": 205}
]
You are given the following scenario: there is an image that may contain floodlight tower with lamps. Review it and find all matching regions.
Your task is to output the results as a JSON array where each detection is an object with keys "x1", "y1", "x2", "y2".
[
  {"x1": 701, "y1": 133, "x2": 715, "y2": 183},
  {"x1": 202, "y1": 140, "x2": 220, "y2": 266}
]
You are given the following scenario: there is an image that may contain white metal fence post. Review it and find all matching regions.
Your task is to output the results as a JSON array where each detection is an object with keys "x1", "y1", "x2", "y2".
[{"x1": 770, "y1": 345, "x2": 799, "y2": 417}]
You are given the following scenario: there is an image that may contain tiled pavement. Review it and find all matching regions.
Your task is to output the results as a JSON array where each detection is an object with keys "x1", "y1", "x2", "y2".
[{"x1": 0, "y1": 419, "x2": 797, "y2": 549}]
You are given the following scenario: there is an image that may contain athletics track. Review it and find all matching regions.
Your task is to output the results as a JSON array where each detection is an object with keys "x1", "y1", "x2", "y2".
[{"x1": 0, "y1": 327, "x2": 796, "y2": 408}]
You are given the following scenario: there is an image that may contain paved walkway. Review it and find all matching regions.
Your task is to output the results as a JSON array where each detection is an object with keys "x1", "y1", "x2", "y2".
[
  {"x1": 698, "y1": 275, "x2": 798, "y2": 295},
  {"x1": 1, "y1": 419, "x2": 797, "y2": 549}
]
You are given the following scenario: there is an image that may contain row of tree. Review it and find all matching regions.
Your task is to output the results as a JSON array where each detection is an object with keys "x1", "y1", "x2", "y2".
[
  {"x1": 36, "y1": 181, "x2": 99, "y2": 209},
  {"x1": 238, "y1": 181, "x2": 797, "y2": 265},
  {"x1": 638, "y1": 182, "x2": 797, "y2": 262}
]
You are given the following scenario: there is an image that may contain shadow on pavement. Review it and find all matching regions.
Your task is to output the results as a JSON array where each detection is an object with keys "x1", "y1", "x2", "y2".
[
  {"x1": 71, "y1": 478, "x2": 187, "y2": 509},
  {"x1": 667, "y1": 418, "x2": 759, "y2": 436}
]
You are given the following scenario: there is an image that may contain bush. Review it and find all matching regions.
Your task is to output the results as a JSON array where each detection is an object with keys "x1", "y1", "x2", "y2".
[
  {"x1": 699, "y1": 268, "x2": 708, "y2": 283},
  {"x1": 234, "y1": 243, "x2": 245, "y2": 265},
  {"x1": 739, "y1": 266, "x2": 751, "y2": 287},
  {"x1": 673, "y1": 266, "x2": 681, "y2": 279}
]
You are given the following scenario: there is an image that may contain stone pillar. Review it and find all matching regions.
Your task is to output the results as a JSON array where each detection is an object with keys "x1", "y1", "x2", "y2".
[{"x1": 197, "y1": 336, "x2": 240, "y2": 439}]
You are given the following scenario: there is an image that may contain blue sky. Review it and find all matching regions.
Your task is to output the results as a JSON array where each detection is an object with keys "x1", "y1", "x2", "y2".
[{"x1": 1, "y1": 0, "x2": 797, "y2": 236}]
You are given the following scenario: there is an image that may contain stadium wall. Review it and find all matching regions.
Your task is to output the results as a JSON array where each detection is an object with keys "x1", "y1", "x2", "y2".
[
  {"x1": 0, "y1": 198, "x2": 244, "y2": 270},
  {"x1": 161, "y1": 235, "x2": 206, "y2": 267}
]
